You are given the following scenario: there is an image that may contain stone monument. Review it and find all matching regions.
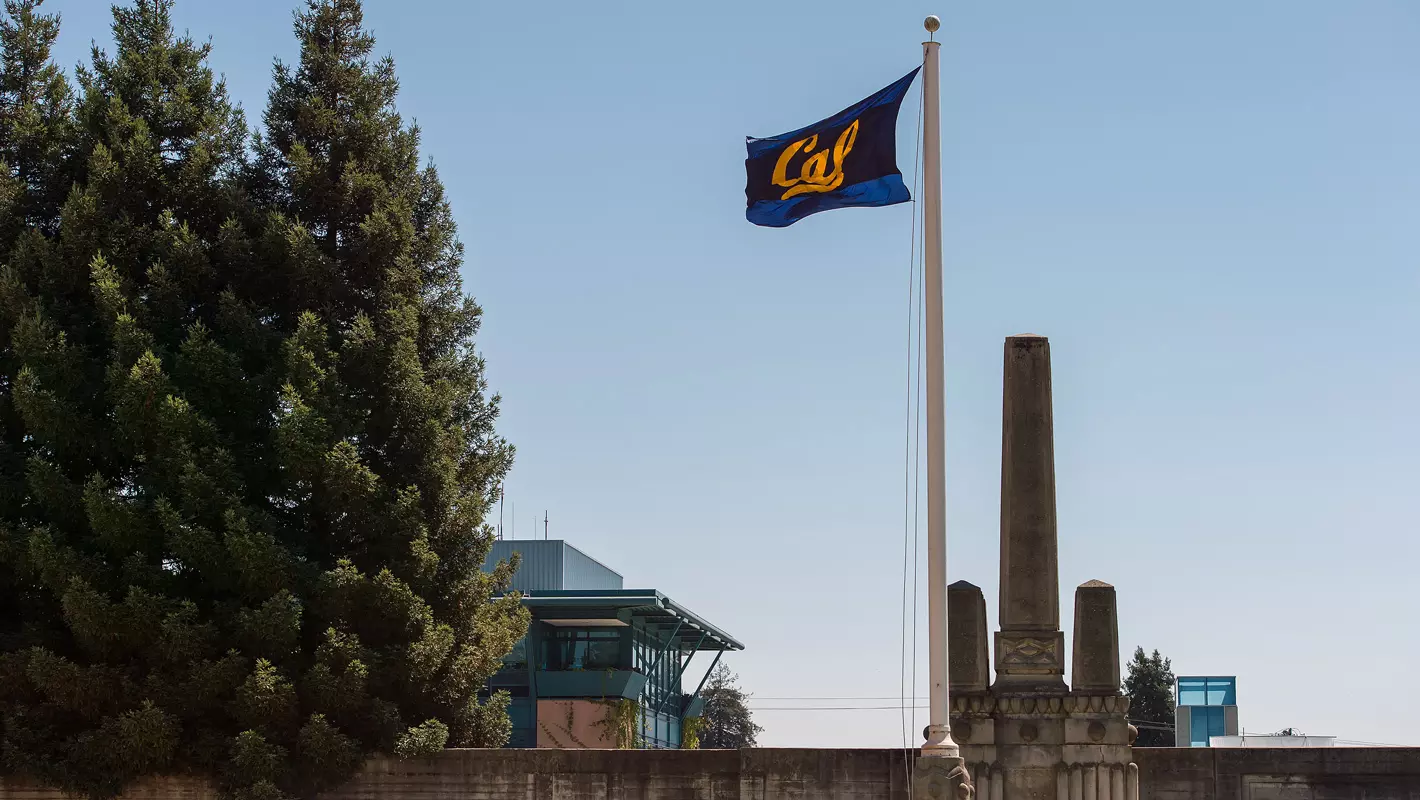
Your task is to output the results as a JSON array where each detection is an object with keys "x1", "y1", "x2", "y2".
[{"x1": 949, "y1": 335, "x2": 1137, "y2": 800}]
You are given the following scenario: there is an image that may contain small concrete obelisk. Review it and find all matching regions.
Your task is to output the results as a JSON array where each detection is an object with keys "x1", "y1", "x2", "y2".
[
  {"x1": 994, "y1": 334, "x2": 1067, "y2": 694},
  {"x1": 949, "y1": 581, "x2": 990, "y2": 694},
  {"x1": 1071, "y1": 580, "x2": 1121, "y2": 695}
]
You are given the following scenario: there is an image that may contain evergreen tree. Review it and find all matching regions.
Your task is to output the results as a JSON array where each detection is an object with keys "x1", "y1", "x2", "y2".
[
  {"x1": 0, "y1": 0, "x2": 72, "y2": 241},
  {"x1": 0, "y1": 1, "x2": 525, "y2": 797},
  {"x1": 249, "y1": 0, "x2": 525, "y2": 758},
  {"x1": 0, "y1": 0, "x2": 72, "y2": 655},
  {"x1": 1123, "y1": 646, "x2": 1176, "y2": 747},
  {"x1": 697, "y1": 663, "x2": 762, "y2": 749}
]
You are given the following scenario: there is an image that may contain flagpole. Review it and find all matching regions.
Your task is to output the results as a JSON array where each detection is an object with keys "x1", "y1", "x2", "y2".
[{"x1": 919, "y1": 14, "x2": 958, "y2": 761}]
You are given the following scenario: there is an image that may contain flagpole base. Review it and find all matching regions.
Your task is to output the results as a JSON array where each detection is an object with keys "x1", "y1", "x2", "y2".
[
  {"x1": 913, "y1": 752, "x2": 973, "y2": 800},
  {"x1": 921, "y1": 723, "x2": 960, "y2": 757}
]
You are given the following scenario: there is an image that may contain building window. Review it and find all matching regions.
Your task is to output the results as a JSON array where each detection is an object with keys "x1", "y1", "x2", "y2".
[
  {"x1": 1177, "y1": 677, "x2": 1208, "y2": 706},
  {"x1": 630, "y1": 623, "x2": 694, "y2": 722},
  {"x1": 1177, "y1": 677, "x2": 1235, "y2": 708},
  {"x1": 502, "y1": 638, "x2": 528, "y2": 669},
  {"x1": 1207, "y1": 679, "x2": 1235, "y2": 706},
  {"x1": 1190, "y1": 706, "x2": 1225, "y2": 747},
  {"x1": 542, "y1": 628, "x2": 621, "y2": 671}
]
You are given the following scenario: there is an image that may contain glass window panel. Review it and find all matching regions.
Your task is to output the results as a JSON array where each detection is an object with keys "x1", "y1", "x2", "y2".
[
  {"x1": 587, "y1": 639, "x2": 618, "y2": 670},
  {"x1": 1211, "y1": 706, "x2": 1226, "y2": 739},
  {"x1": 1189, "y1": 707, "x2": 1210, "y2": 747},
  {"x1": 1206, "y1": 678, "x2": 1236, "y2": 706},
  {"x1": 502, "y1": 638, "x2": 527, "y2": 669},
  {"x1": 542, "y1": 629, "x2": 623, "y2": 671},
  {"x1": 1178, "y1": 677, "x2": 1207, "y2": 707}
]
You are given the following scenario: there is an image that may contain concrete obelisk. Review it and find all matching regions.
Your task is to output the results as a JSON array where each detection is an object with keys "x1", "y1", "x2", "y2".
[
  {"x1": 993, "y1": 334, "x2": 1067, "y2": 694},
  {"x1": 950, "y1": 335, "x2": 1137, "y2": 800}
]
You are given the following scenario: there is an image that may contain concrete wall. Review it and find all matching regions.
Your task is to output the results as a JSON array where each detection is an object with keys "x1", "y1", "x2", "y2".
[
  {"x1": 0, "y1": 749, "x2": 918, "y2": 800},
  {"x1": 4, "y1": 747, "x2": 1419, "y2": 800},
  {"x1": 1135, "y1": 747, "x2": 1420, "y2": 800}
]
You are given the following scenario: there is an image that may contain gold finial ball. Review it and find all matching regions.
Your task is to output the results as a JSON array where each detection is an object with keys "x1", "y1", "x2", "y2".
[{"x1": 924, "y1": 15, "x2": 941, "y2": 33}]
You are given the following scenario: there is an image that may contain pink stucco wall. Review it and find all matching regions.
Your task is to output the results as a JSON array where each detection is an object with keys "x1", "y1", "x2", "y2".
[{"x1": 534, "y1": 699, "x2": 618, "y2": 749}]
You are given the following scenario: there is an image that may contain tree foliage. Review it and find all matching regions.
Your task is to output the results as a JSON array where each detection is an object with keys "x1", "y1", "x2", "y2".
[
  {"x1": 0, "y1": 1, "x2": 526, "y2": 797},
  {"x1": 1122, "y1": 646, "x2": 1175, "y2": 747},
  {"x1": 697, "y1": 663, "x2": 761, "y2": 749}
]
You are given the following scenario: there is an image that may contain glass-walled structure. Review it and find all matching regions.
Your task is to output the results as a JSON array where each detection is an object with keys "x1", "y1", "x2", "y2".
[
  {"x1": 1175, "y1": 675, "x2": 1239, "y2": 747},
  {"x1": 482, "y1": 541, "x2": 743, "y2": 750}
]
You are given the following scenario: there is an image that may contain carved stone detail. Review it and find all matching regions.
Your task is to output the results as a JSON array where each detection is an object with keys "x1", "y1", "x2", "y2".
[
  {"x1": 1061, "y1": 694, "x2": 1130, "y2": 715},
  {"x1": 956, "y1": 693, "x2": 1135, "y2": 718},
  {"x1": 1002, "y1": 636, "x2": 1058, "y2": 665},
  {"x1": 950, "y1": 763, "x2": 974, "y2": 800},
  {"x1": 994, "y1": 630, "x2": 1066, "y2": 682},
  {"x1": 952, "y1": 695, "x2": 997, "y2": 715},
  {"x1": 912, "y1": 756, "x2": 974, "y2": 800},
  {"x1": 954, "y1": 719, "x2": 973, "y2": 742},
  {"x1": 1087, "y1": 721, "x2": 1106, "y2": 742}
]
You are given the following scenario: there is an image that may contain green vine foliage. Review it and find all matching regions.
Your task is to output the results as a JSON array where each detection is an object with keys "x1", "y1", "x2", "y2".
[
  {"x1": 561, "y1": 704, "x2": 588, "y2": 748},
  {"x1": 681, "y1": 716, "x2": 703, "y2": 750},
  {"x1": 596, "y1": 699, "x2": 642, "y2": 749}
]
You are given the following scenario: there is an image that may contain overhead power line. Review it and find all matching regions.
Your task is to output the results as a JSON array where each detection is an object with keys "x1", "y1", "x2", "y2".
[
  {"x1": 755, "y1": 705, "x2": 928, "y2": 711},
  {"x1": 753, "y1": 696, "x2": 929, "y2": 701}
]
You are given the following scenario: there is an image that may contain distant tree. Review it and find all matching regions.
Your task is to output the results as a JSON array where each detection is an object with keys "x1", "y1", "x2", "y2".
[
  {"x1": 697, "y1": 663, "x2": 762, "y2": 749},
  {"x1": 1123, "y1": 647, "x2": 1175, "y2": 747}
]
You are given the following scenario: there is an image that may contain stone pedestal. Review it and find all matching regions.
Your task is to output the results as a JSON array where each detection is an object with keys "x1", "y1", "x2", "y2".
[
  {"x1": 949, "y1": 335, "x2": 1136, "y2": 800},
  {"x1": 913, "y1": 755, "x2": 975, "y2": 800}
]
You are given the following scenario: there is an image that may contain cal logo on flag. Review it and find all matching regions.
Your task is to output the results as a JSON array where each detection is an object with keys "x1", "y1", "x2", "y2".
[{"x1": 745, "y1": 68, "x2": 920, "y2": 228}]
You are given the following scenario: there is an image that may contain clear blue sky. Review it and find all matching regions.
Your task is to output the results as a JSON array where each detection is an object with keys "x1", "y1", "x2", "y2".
[{"x1": 45, "y1": 0, "x2": 1420, "y2": 747}]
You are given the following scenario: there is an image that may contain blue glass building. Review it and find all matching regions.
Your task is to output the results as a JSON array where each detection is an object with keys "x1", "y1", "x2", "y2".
[
  {"x1": 481, "y1": 540, "x2": 742, "y2": 749},
  {"x1": 1174, "y1": 676, "x2": 1239, "y2": 747}
]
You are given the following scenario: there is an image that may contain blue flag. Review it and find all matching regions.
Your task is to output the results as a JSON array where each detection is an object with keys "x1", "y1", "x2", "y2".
[{"x1": 745, "y1": 68, "x2": 919, "y2": 228}]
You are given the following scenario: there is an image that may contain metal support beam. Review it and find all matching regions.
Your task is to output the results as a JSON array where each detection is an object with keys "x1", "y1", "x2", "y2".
[
  {"x1": 643, "y1": 620, "x2": 682, "y2": 680},
  {"x1": 641, "y1": 620, "x2": 683, "y2": 710},
  {"x1": 688, "y1": 646, "x2": 725, "y2": 705},
  {"x1": 658, "y1": 631, "x2": 707, "y2": 714}
]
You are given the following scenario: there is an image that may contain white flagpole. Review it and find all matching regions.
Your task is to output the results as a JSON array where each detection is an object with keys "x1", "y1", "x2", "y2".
[{"x1": 919, "y1": 14, "x2": 958, "y2": 760}]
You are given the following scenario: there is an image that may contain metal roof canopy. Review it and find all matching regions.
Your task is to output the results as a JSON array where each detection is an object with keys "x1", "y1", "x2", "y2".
[{"x1": 513, "y1": 589, "x2": 744, "y2": 651}]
